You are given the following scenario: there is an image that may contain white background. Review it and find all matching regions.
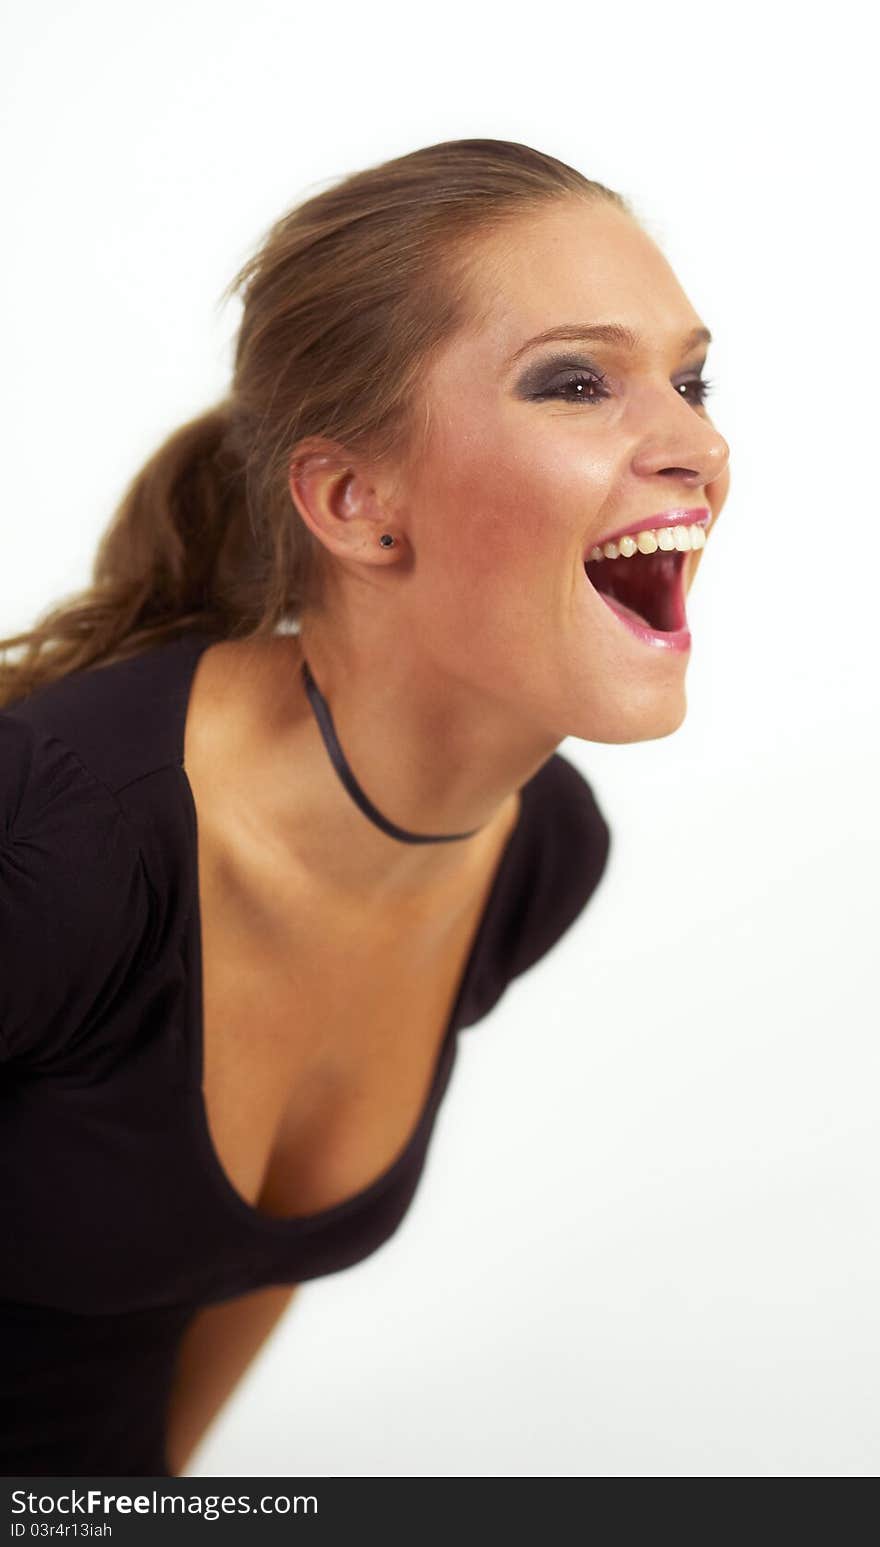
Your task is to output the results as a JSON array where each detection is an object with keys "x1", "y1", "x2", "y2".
[{"x1": 3, "y1": 0, "x2": 878, "y2": 1478}]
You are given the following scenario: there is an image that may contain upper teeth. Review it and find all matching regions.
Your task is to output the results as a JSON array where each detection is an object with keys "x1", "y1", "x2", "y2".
[{"x1": 587, "y1": 521, "x2": 707, "y2": 563}]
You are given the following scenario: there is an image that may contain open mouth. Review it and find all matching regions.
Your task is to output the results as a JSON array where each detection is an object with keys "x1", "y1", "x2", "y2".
[{"x1": 583, "y1": 547, "x2": 688, "y2": 633}]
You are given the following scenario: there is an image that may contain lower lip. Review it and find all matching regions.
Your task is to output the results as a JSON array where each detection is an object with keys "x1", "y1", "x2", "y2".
[{"x1": 583, "y1": 565, "x2": 692, "y2": 653}]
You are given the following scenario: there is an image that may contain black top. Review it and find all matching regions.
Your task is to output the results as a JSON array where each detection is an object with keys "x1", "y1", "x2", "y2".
[{"x1": 0, "y1": 629, "x2": 612, "y2": 1476}]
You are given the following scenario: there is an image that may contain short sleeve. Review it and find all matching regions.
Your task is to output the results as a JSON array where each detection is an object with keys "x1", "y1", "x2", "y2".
[{"x1": 0, "y1": 712, "x2": 153, "y2": 1068}]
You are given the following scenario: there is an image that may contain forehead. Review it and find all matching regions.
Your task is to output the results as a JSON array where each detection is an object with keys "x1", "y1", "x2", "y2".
[{"x1": 447, "y1": 197, "x2": 703, "y2": 371}]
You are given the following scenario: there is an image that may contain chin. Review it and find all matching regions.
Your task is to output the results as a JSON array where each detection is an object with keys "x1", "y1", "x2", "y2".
[{"x1": 570, "y1": 685, "x2": 689, "y2": 747}]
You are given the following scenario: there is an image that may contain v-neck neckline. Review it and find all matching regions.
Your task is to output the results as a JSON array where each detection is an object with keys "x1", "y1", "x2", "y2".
[{"x1": 172, "y1": 628, "x2": 532, "y2": 1235}]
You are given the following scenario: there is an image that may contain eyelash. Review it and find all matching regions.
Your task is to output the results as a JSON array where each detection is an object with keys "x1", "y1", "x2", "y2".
[{"x1": 537, "y1": 370, "x2": 715, "y2": 408}]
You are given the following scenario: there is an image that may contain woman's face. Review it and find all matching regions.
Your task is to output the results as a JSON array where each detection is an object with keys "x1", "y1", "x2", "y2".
[{"x1": 393, "y1": 195, "x2": 731, "y2": 746}]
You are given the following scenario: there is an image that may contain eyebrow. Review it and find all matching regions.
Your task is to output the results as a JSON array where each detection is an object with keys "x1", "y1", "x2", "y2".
[{"x1": 507, "y1": 322, "x2": 713, "y2": 366}]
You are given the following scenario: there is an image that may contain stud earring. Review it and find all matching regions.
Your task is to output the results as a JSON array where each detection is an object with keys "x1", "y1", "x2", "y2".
[{"x1": 378, "y1": 533, "x2": 395, "y2": 547}]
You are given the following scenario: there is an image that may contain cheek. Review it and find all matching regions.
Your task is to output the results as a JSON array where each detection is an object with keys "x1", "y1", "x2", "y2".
[{"x1": 420, "y1": 423, "x2": 608, "y2": 584}]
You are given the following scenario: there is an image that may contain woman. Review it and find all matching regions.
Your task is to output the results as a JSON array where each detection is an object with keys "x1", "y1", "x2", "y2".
[{"x1": 0, "y1": 138, "x2": 729, "y2": 1476}]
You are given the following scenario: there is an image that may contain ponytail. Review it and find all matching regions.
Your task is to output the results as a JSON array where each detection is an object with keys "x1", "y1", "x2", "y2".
[
  {"x1": 2, "y1": 403, "x2": 252, "y2": 703},
  {"x1": 1, "y1": 136, "x2": 631, "y2": 707}
]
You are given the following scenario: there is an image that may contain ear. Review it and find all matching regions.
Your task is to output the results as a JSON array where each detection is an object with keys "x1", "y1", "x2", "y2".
[{"x1": 287, "y1": 439, "x2": 403, "y2": 566}]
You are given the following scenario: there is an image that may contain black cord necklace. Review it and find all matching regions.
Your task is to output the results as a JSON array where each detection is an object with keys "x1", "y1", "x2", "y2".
[{"x1": 300, "y1": 658, "x2": 484, "y2": 845}]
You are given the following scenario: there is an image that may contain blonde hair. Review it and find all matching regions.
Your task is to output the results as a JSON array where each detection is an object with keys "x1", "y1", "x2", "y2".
[{"x1": 0, "y1": 138, "x2": 632, "y2": 706}]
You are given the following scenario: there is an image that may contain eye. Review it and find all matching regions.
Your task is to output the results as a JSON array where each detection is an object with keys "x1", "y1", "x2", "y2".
[
  {"x1": 678, "y1": 376, "x2": 715, "y2": 407},
  {"x1": 534, "y1": 371, "x2": 716, "y2": 408},
  {"x1": 534, "y1": 369, "x2": 611, "y2": 405}
]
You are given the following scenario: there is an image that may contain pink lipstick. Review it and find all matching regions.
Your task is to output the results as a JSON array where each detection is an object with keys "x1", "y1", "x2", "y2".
[
  {"x1": 590, "y1": 506, "x2": 712, "y2": 552},
  {"x1": 583, "y1": 506, "x2": 711, "y2": 653}
]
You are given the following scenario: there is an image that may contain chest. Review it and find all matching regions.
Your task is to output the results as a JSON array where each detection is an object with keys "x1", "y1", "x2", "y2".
[{"x1": 195, "y1": 827, "x2": 510, "y2": 1223}]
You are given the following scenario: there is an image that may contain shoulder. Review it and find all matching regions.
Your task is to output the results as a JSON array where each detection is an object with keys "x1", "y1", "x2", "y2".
[
  {"x1": 0, "y1": 704, "x2": 153, "y2": 1067},
  {"x1": 509, "y1": 750, "x2": 612, "y2": 973},
  {"x1": 2, "y1": 631, "x2": 214, "y2": 792},
  {"x1": 458, "y1": 750, "x2": 612, "y2": 1027}
]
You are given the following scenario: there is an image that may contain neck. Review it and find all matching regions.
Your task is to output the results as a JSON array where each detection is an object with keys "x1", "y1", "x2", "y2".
[
  {"x1": 300, "y1": 655, "x2": 484, "y2": 845},
  {"x1": 196, "y1": 629, "x2": 559, "y2": 904}
]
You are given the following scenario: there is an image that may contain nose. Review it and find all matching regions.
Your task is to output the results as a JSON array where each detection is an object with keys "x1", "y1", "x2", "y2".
[{"x1": 630, "y1": 396, "x2": 730, "y2": 491}]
